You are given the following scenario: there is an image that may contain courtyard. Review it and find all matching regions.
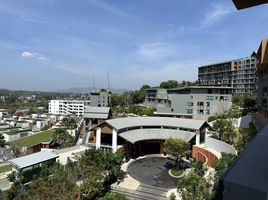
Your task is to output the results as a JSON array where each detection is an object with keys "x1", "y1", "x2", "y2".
[{"x1": 127, "y1": 156, "x2": 177, "y2": 188}]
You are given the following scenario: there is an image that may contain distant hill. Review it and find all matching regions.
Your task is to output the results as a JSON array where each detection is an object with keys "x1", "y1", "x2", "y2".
[
  {"x1": 55, "y1": 87, "x2": 131, "y2": 94},
  {"x1": 0, "y1": 87, "x2": 131, "y2": 95}
]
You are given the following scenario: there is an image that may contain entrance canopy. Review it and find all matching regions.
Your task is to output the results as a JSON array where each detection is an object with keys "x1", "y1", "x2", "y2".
[{"x1": 119, "y1": 128, "x2": 196, "y2": 144}]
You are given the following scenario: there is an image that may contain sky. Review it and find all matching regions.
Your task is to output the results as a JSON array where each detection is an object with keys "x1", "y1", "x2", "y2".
[{"x1": 0, "y1": 0, "x2": 268, "y2": 91}]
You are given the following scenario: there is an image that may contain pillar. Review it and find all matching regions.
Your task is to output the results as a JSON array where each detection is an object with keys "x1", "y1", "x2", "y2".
[
  {"x1": 195, "y1": 130, "x2": 200, "y2": 145},
  {"x1": 112, "y1": 129, "x2": 117, "y2": 153},
  {"x1": 96, "y1": 127, "x2": 101, "y2": 149}
]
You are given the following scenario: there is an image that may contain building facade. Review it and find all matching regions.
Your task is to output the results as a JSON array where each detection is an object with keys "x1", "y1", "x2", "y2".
[
  {"x1": 89, "y1": 91, "x2": 110, "y2": 107},
  {"x1": 90, "y1": 117, "x2": 236, "y2": 166},
  {"x1": 48, "y1": 100, "x2": 90, "y2": 116},
  {"x1": 144, "y1": 87, "x2": 232, "y2": 120},
  {"x1": 254, "y1": 39, "x2": 268, "y2": 130},
  {"x1": 198, "y1": 57, "x2": 257, "y2": 94}
]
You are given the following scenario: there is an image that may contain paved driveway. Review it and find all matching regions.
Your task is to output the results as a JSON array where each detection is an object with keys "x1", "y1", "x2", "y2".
[{"x1": 127, "y1": 156, "x2": 178, "y2": 188}]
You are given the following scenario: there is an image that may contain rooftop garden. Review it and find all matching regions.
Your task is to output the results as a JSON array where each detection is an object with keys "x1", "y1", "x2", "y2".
[
  {"x1": 0, "y1": 164, "x2": 12, "y2": 174},
  {"x1": 9, "y1": 129, "x2": 54, "y2": 148}
]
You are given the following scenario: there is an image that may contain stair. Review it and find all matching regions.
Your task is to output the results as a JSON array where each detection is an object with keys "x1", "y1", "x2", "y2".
[{"x1": 111, "y1": 184, "x2": 169, "y2": 200}]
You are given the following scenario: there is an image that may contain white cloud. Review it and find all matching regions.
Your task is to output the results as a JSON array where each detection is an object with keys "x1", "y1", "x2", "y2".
[
  {"x1": 202, "y1": 3, "x2": 234, "y2": 27},
  {"x1": 21, "y1": 51, "x2": 49, "y2": 61},
  {"x1": 138, "y1": 43, "x2": 181, "y2": 60},
  {"x1": 88, "y1": 0, "x2": 132, "y2": 18},
  {"x1": 21, "y1": 51, "x2": 34, "y2": 58}
]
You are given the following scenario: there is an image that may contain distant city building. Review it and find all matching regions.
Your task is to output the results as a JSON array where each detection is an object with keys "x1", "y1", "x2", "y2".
[
  {"x1": 144, "y1": 86, "x2": 232, "y2": 120},
  {"x1": 198, "y1": 57, "x2": 257, "y2": 94},
  {"x1": 48, "y1": 100, "x2": 90, "y2": 116},
  {"x1": 89, "y1": 91, "x2": 110, "y2": 107},
  {"x1": 254, "y1": 38, "x2": 268, "y2": 130}
]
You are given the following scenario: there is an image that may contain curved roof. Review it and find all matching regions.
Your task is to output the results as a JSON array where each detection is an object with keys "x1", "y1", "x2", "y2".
[
  {"x1": 119, "y1": 128, "x2": 196, "y2": 144},
  {"x1": 105, "y1": 117, "x2": 208, "y2": 131}
]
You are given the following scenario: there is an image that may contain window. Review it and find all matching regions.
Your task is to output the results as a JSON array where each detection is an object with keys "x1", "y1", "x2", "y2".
[
  {"x1": 197, "y1": 102, "x2": 204, "y2": 106},
  {"x1": 206, "y1": 102, "x2": 210, "y2": 107},
  {"x1": 186, "y1": 102, "x2": 194, "y2": 107},
  {"x1": 206, "y1": 96, "x2": 214, "y2": 101},
  {"x1": 206, "y1": 109, "x2": 210, "y2": 115},
  {"x1": 186, "y1": 109, "x2": 193, "y2": 114},
  {"x1": 197, "y1": 109, "x2": 204, "y2": 115}
]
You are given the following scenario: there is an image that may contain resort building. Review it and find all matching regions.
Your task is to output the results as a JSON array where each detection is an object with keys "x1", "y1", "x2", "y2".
[
  {"x1": 254, "y1": 39, "x2": 268, "y2": 130},
  {"x1": 89, "y1": 91, "x2": 110, "y2": 107},
  {"x1": 198, "y1": 57, "x2": 257, "y2": 94},
  {"x1": 90, "y1": 117, "x2": 236, "y2": 166},
  {"x1": 48, "y1": 100, "x2": 90, "y2": 116},
  {"x1": 83, "y1": 106, "x2": 111, "y2": 128},
  {"x1": 9, "y1": 151, "x2": 59, "y2": 183},
  {"x1": 144, "y1": 86, "x2": 232, "y2": 120}
]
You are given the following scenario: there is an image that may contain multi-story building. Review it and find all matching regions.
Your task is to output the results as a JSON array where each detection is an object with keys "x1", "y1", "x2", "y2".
[
  {"x1": 89, "y1": 91, "x2": 110, "y2": 107},
  {"x1": 254, "y1": 38, "x2": 268, "y2": 130},
  {"x1": 48, "y1": 100, "x2": 90, "y2": 116},
  {"x1": 198, "y1": 57, "x2": 257, "y2": 94},
  {"x1": 144, "y1": 86, "x2": 232, "y2": 120}
]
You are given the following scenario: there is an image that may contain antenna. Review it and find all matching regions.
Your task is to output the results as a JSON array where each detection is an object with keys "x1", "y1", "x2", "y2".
[
  {"x1": 107, "y1": 71, "x2": 110, "y2": 92},
  {"x1": 93, "y1": 77, "x2": 95, "y2": 92}
]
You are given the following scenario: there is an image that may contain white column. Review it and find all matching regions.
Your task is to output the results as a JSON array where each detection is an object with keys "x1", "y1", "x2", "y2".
[
  {"x1": 112, "y1": 129, "x2": 117, "y2": 153},
  {"x1": 195, "y1": 130, "x2": 200, "y2": 145},
  {"x1": 96, "y1": 127, "x2": 101, "y2": 149}
]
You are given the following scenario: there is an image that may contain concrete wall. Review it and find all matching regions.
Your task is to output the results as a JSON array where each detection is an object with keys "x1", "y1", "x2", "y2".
[
  {"x1": 192, "y1": 145, "x2": 218, "y2": 166},
  {"x1": 205, "y1": 137, "x2": 237, "y2": 155}
]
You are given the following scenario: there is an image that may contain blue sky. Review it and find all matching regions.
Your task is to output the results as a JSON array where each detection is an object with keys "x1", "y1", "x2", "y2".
[{"x1": 0, "y1": 0, "x2": 268, "y2": 91}]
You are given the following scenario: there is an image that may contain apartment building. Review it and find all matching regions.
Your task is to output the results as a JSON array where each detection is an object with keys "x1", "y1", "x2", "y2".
[
  {"x1": 144, "y1": 86, "x2": 232, "y2": 120},
  {"x1": 48, "y1": 100, "x2": 90, "y2": 116},
  {"x1": 89, "y1": 91, "x2": 110, "y2": 107},
  {"x1": 198, "y1": 57, "x2": 257, "y2": 94},
  {"x1": 254, "y1": 39, "x2": 268, "y2": 130}
]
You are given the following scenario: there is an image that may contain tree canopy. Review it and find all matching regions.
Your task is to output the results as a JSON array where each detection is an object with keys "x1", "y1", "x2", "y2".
[
  {"x1": 0, "y1": 133, "x2": 6, "y2": 148},
  {"x1": 178, "y1": 171, "x2": 211, "y2": 200},
  {"x1": 164, "y1": 137, "x2": 190, "y2": 167}
]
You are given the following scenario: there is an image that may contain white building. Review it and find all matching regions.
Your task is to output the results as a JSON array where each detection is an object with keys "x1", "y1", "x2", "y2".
[{"x1": 48, "y1": 100, "x2": 90, "y2": 116}]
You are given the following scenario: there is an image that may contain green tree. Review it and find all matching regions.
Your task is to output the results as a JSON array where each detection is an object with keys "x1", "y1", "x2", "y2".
[
  {"x1": 160, "y1": 80, "x2": 178, "y2": 89},
  {"x1": 178, "y1": 171, "x2": 210, "y2": 200},
  {"x1": 191, "y1": 159, "x2": 205, "y2": 177},
  {"x1": 222, "y1": 120, "x2": 236, "y2": 145},
  {"x1": 13, "y1": 165, "x2": 80, "y2": 200},
  {"x1": 211, "y1": 153, "x2": 236, "y2": 199},
  {"x1": 164, "y1": 138, "x2": 190, "y2": 168},
  {"x1": 52, "y1": 128, "x2": 74, "y2": 148},
  {"x1": 212, "y1": 119, "x2": 226, "y2": 139},
  {"x1": 62, "y1": 117, "x2": 77, "y2": 129},
  {"x1": 0, "y1": 133, "x2": 6, "y2": 148},
  {"x1": 75, "y1": 149, "x2": 124, "y2": 199},
  {"x1": 100, "y1": 193, "x2": 128, "y2": 200}
]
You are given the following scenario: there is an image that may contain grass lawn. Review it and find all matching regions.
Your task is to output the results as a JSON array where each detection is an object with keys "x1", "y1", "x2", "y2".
[
  {"x1": 0, "y1": 164, "x2": 12, "y2": 173},
  {"x1": 10, "y1": 129, "x2": 54, "y2": 148},
  {"x1": 171, "y1": 168, "x2": 183, "y2": 177}
]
